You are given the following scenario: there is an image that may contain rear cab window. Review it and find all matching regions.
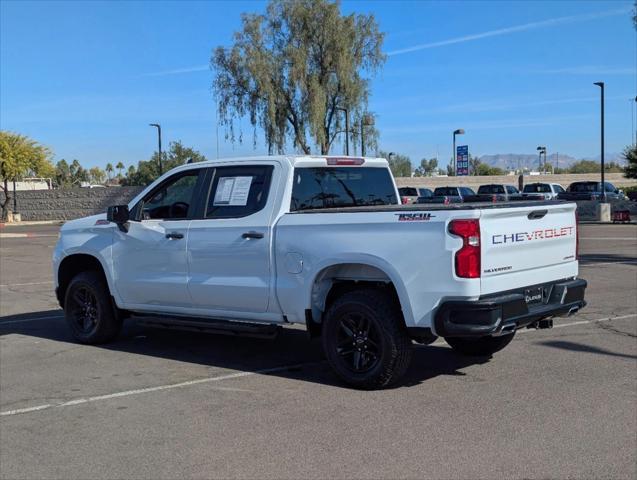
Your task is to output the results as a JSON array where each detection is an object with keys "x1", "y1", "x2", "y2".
[
  {"x1": 434, "y1": 187, "x2": 458, "y2": 196},
  {"x1": 524, "y1": 184, "x2": 551, "y2": 193},
  {"x1": 478, "y1": 185, "x2": 505, "y2": 194},
  {"x1": 398, "y1": 187, "x2": 418, "y2": 196},
  {"x1": 291, "y1": 167, "x2": 397, "y2": 211}
]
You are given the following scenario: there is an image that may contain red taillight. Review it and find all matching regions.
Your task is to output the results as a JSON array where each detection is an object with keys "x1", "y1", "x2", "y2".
[
  {"x1": 326, "y1": 157, "x2": 365, "y2": 166},
  {"x1": 449, "y1": 219, "x2": 481, "y2": 278},
  {"x1": 443, "y1": 196, "x2": 450, "y2": 205},
  {"x1": 401, "y1": 196, "x2": 409, "y2": 204}
]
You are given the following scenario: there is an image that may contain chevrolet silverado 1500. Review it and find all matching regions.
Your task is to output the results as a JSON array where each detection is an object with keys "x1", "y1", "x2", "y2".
[{"x1": 53, "y1": 156, "x2": 586, "y2": 388}]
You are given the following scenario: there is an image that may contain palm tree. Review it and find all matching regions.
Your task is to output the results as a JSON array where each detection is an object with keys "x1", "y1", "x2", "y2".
[
  {"x1": 105, "y1": 163, "x2": 114, "y2": 181},
  {"x1": 116, "y1": 161, "x2": 124, "y2": 178}
]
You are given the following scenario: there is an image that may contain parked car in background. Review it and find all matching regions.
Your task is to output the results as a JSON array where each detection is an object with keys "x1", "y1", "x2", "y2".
[
  {"x1": 417, "y1": 186, "x2": 476, "y2": 204},
  {"x1": 557, "y1": 182, "x2": 625, "y2": 201},
  {"x1": 522, "y1": 183, "x2": 565, "y2": 200},
  {"x1": 398, "y1": 187, "x2": 433, "y2": 204},
  {"x1": 416, "y1": 188, "x2": 433, "y2": 202},
  {"x1": 468, "y1": 184, "x2": 524, "y2": 202}
]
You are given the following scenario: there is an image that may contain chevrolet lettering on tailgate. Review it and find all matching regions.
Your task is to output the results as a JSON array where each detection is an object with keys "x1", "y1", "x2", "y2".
[{"x1": 492, "y1": 226, "x2": 575, "y2": 244}]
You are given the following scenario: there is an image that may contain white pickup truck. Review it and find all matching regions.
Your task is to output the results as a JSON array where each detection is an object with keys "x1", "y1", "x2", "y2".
[{"x1": 53, "y1": 156, "x2": 586, "y2": 389}]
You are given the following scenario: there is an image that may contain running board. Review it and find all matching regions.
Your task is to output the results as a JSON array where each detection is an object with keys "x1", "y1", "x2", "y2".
[{"x1": 133, "y1": 315, "x2": 281, "y2": 339}]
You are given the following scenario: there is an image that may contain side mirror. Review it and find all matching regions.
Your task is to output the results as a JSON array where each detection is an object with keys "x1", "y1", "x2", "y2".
[{"x1": 107, "y1": 205, "x2": 130, "y2": 228}]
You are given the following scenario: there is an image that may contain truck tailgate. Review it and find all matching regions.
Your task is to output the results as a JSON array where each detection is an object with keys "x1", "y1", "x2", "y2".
[{"x1": 480, "y1": 202, "x2": 578, "y2": 295}]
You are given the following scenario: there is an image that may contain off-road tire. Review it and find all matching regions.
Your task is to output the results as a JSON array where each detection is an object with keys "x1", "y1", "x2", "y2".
[
  {"x1": 322, "y1": 289, "x2": 412, "y2": 389},
  {"x1": 445, "y1": 332, "x2": 515, "y2": 356},
  {"x1": 64, "y1": 271, "x2": 122, "y2": 344}
]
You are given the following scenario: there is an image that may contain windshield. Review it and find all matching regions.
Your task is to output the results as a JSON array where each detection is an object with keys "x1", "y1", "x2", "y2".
[{"x1": 291, "y1": 167, "x2": 398, "y2": 211}]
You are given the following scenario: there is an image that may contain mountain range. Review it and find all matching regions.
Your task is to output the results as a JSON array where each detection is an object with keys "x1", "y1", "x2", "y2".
[{"x1": 478, "y1": 152, "x2": 625, "y2": 171}]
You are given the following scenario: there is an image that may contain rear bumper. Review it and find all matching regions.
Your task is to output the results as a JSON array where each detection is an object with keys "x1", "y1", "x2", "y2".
[{"x1": 434, "y1": 278, "x2": 587, "y2": 337}]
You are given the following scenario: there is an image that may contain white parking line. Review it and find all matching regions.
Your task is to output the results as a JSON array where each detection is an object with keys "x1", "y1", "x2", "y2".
[
  {"x1": 0, "y1": 233, "x2": 58, "y2": 238},
  {"x1": 0, "y1": 281, "x2": 53, "y2": 288},
  {"x1": 0, "y1": 362, "x2": 319, "y2": 417}
]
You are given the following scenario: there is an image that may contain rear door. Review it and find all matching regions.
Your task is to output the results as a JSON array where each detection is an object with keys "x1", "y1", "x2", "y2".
[
  {"x1": 187, "y1": 163, "x2": 277, "y2": 314},
  {"x1": 479, "y1": 203, "x2": 578, "y2": 295}
]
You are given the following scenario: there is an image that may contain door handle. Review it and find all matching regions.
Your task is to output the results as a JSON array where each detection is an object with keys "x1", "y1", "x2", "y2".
[
  {"x1": 242, "y1": 231, "x2": 264, "y2": 239},
  {"x1": 165, "y1": 232, "x2": 184, "y2": 239}
]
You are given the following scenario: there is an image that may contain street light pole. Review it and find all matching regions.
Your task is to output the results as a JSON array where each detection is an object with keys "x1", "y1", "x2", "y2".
[
  {"x1": 594, "y1": 82, "x2": 605, "y2": 202},
  {"x1": 452, "y1": 129, "x2": 465, "y2": 175},
  {"x1": 149, "y1": 123, "x2": 163, "y2": 176},
  {"x1": 335, "y1": 107, "x2": 349, "y2": 156},
  {"x1": 12, "y1": 180, "x2": 17, "y2": 215},
  {"x1": 536, "y1": 146, "x2": 546, "y2": 173},
  {"x1": 634, "y1": 96, "x2": 637, "y2": 145}
]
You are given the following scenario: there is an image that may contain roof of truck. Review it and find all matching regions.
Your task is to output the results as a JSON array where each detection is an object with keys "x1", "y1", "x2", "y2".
[{"x1": 186, "y1": 155, "x2": 390, "y2": 169}]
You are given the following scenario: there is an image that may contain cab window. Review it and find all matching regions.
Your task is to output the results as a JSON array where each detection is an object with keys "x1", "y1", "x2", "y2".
[
  {"x1": 140, "y1": 169, "x2": 202, "y2": 220},
  {"x1": 205, "y1": 165, "x2": 273, "y2": 219}
]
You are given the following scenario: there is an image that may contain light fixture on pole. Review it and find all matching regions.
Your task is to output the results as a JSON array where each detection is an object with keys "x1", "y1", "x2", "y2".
[
  {"x1": 149, "y1": 123, "x2": 163, "y2": 176},
  {"x1": 593, "y1": 82, "x2": 605, "y2": 202},
  {"x1": 453, "y1": 129, "x2": 465, "y2": 175}
]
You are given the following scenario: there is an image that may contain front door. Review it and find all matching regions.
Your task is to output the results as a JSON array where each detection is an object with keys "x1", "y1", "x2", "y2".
[
  {"x1": 112, "y1": 168, "x2": 205, "y2": 308},
  {"x1": 187, "y1": 164, "x2": 276, "y2": 313}
]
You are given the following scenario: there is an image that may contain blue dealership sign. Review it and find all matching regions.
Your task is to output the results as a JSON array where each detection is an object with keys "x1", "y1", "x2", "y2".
[{"x1": 456, "y1": 145, "x2": 469, "y2": 176}]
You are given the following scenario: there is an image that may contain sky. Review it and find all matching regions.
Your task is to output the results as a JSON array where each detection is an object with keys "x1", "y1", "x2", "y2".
[{"x1": 1, "y1": 0, "x2": 636, "y2": 170}]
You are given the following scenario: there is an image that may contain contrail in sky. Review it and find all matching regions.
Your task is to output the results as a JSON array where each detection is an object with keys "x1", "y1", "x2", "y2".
[
  {"x1": 387, "y1": 7, "x2": 632, "y2": 56},
  {"x1": 143, "y1": 65, "x2": 209, "y2": 77}
]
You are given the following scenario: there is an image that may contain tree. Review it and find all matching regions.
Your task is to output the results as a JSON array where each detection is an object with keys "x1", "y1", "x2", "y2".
[
  {"x1": 378, "y1": 150, "x2": 411, "y2": 177},
  {"x1": 212, "y1": 0, "x2": 385, "y2": 155},
  {"x1": 105, "y1": 163, "x2": 114, "y2": 181},
  {"x1": 123, "y1": 141, "x2": 207, "y2": 186},
  {"x1": 55, "y1": 159, "x2": 72, "y2": 187},
  {"x1": 568, "y1": 160, "x2": 601, "y2": 174},
  {"x1": 70, "y1": 159, "x2": 89, "y2": 185},
  {"x1": 623, "y1": 144, "x2": 637, "y2": 178},
  {"x1": 416, "y1": 158, "x2": 438, "y2": 176},
  {"x1": 89, "y1": 167, "x2": 106, "y2": 185},
  {"x1": 115, "y1": 161, "x2": 125, "y2": 179},
  {"x1": 469, "y1": 155, "x2": 481, "y2": 176},
  {"x1": 0, "y1": 131, "x2": 54, "y2": 220}
]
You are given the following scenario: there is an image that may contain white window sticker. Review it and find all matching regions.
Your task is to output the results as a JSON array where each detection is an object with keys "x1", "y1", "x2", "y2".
[{"x1": 213, "y1": 176, "x2": 253, "y2": 206}]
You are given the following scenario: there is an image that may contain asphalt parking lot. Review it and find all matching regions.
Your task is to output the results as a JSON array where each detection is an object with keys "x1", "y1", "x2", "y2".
[{"x1": 0, "y1": 223, "x2": 635, "y2": 480}]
